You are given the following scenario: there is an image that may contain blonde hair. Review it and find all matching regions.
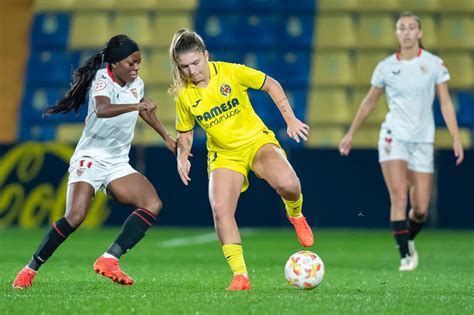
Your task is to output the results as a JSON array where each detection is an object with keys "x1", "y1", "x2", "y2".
[
  {"x1": 396, "y1": 11, "x2": 424, "y2": 49},
  {"x1": 168, "y1": 29, "x2": 207, "y2": 96}
]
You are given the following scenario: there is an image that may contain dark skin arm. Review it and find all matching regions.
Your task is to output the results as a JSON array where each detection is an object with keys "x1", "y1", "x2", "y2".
[
  {"x1": 138, "y1": 98, "x2": 177, "y2": 155},
  {"x1": 94, "y1": 95, "x2": 155, "y2": 118}
]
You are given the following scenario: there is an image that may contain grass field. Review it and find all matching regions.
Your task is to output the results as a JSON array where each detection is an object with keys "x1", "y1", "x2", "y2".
[{"x1": 1, "y1": 228, "x2": 473, "y2": 314}]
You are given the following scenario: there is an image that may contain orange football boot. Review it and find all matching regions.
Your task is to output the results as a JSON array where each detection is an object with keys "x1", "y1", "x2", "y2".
[
  {"x1": 226, "y1": 274, "x2": 251, "y2": 291},
  {"x1": 12, "y1": 267, "x2": 37, "y2": 289},
  {"x1": 287, "y1": 215, "x2": 314, "y2": 247},
  {"x1": 93, "y1": 257, "x2": 134, "y2": 285}
]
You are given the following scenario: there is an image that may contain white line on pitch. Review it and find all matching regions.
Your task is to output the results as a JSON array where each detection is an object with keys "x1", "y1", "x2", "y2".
[{"x1": 159, "y1": 228, "x2": 258, "y2": 248}]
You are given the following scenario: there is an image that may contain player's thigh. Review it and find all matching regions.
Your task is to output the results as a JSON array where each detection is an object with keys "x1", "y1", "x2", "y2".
[
  {"x1": 380, "y1": 160, "x2": 409, "y2": 197},
  {"x1": 107, "y1": 173, "x2": 160, "y2": 208},
  {"x1": 252, "y1": 144, "x2": 298, "y2": 188},
  {"x1": 209, "y1": 168, "x2": 244, "y2": 215}
]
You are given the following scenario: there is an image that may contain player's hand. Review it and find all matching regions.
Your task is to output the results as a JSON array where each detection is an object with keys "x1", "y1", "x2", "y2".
[
  {"x1": 177, "y1": 156, "x2": 191, "y2": 186},
  {"x1": 339, "y1": 133, "x2": 353, "y2": 156},
  {"x1": 453, "y1": 137, "x2": 464, "y2": 166},
  {"x1": 137, "y1": 99, "x2": 157, "y2": 112},
  {"x1": 286, "y1": 118, "x2": 309, "y2": 143}
]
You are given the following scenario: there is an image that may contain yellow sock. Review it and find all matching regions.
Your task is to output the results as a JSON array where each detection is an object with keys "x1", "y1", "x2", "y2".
[
  {"x1": 283, "y1": 193, "x2": 303, "y2": 218},
  {"x1": 222, "y1": 244, "x2": 247, "y2": 274}
]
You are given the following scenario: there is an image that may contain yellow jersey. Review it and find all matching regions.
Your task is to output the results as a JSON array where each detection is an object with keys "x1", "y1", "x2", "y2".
[{"x1": 176, "y1": 61, "x2": 270, "y2": 152}]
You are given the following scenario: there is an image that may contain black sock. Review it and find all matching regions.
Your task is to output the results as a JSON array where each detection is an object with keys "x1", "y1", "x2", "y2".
[
  {"x1": 409, "y1": 219, "x2": 424, "y2": 241},
  {"x1": 391, "y1": 220, "x2": 410, "y2": 258},
  {"x1": 106, "y1": 208, "x2": 156, "y2": 259},
  {"x1": 27, "y1": 217, "x2": 76, "y2": 271}
]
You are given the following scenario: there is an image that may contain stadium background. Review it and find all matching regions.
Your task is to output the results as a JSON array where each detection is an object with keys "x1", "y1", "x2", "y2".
[{"x1": 0, "y1": 0, "x2": 472, "y2": 229}]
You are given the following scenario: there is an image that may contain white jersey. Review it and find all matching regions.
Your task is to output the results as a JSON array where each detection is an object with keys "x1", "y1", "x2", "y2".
[
  {"x1": 371, "y1": 49, "x2": 450, "y2": 143},
  {"x1": 70, "y1": 67, "x2": 144, "y2": 165}
]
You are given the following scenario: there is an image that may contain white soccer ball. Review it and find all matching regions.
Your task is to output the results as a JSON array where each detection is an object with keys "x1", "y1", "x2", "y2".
[{"x1": 285, "y1": 250, "x2": 325, "y2": 289}]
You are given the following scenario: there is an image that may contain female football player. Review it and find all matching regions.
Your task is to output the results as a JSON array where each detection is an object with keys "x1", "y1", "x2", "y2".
[
  {"x1": 169, "y1": 29, "x2": 314, "y2": 290},
  {"x1": 13, "y1": 34, "x2": 176, "y2": 288},
  {"x1": 339, "y1": 12, "x2": 464, "y2": 271}
]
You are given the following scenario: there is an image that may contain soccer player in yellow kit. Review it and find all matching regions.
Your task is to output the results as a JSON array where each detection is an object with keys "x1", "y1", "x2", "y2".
[{"x1": 169, "y1": 29, "x2": 314, "y2": 290}]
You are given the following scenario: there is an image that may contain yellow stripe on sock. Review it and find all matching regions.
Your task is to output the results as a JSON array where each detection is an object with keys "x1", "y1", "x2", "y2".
[
  {"x1": 283, "y1": 193, "x2": 303, "y2": 218},
  {"x1": 222, "y1": 244, "x2": 247, "y2": 274}
]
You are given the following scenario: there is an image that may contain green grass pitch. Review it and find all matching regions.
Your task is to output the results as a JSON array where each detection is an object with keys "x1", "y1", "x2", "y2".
[{"x1": 1, "y1": 228, "x2": 473, "y2": 314}]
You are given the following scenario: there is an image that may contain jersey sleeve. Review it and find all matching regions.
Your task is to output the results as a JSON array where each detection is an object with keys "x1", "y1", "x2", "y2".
[
  {"x1": 435, "y1": 57, "x2": 450, "y2": 84},
  {"x1": 370, "y1": 61, "x2": 385, "y2": 88},
  {"x1": 232, "y1": 63, "x2": 267, "y2": 90},
  {"x1": 90, "y1": 78, "x2": 113, "y2": 99},
  {"x1": 176, "y1": 95, "x2": 195, "y2": 132}
]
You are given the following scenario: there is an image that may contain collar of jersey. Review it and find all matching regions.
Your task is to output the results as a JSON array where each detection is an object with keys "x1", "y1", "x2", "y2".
[
  {"x1": 396, "y1": 48, "x2": 422, "y2": 63},
  {"x1": 106, "y1": 64, "x2": 131, "y2": 90},
  {"x1": 186, "y1": 61, "x2": 217, "y2": 89}
]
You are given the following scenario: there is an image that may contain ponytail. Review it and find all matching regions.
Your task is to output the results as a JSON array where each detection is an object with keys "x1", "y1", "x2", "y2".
[{"x1": 43, "y1": 52, "x2": 102, "y2": 116}]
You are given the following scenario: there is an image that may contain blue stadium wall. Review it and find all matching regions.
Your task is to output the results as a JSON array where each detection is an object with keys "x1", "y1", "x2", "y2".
[{"x1": 0, "y1": 143, "x2": 472, "y2": 229}]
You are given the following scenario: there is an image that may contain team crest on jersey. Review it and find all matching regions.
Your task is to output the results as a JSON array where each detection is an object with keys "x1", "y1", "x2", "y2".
[
  {"x1": 220, "y1": 83, "x2": 232, "y2": 96},
  {"x1": 76, "y1": 167, "x2": 86, "y2": 177},
  {"x1": 420, "y1": 64, "x2": 429, "y2": 74},
  {"x1": 130, "y1": 88, "x2": 138, "y2": 99},
  {"x1": 94, "y1": 80, "x2": 107, "y2": 91}
]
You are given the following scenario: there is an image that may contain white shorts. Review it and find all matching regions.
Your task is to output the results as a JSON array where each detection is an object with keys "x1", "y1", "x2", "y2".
[
  {"x1": 378, "y1": 129, "x2": 434, "y2": 173},
  {"x1": 68, "y1": 158, "x2": 138, "y2": 193}
]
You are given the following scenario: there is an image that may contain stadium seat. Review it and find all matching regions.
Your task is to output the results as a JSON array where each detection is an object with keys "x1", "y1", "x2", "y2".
[
  {"x1": 439, "y1": 15, "x2": 474, "y2": 49},
  {"x1": 281, "y1": 15, "x2": 314, "y2": 48},
  {"x1": 455, "y1": 91, "x2": 474, "y2": 127},
  {"x1": 195, "y1": 14, "x2": 239, "y2": 49},
  {"x1": 357, "y1": 0, "x2": 399, "y2": 12},
  {"x1": 197, "y1": 0, "x2": 240, "y2": 11},
  {"x1": 69, "y1": 0, "x2": 115, "y2": 10},
  {"x1": 399, "y1": 0, "x2": 440, "y2": 13},
  {"x1": 156, "y1": 0, "x2": 197, "y2": 11},
  {"x1": 33, "y1": 0, "x2": 74, "y2": 12},
  {"x1": 69, "y1": 13, "x2": 112, "y2": 49},
  {"x1": 153, "y1": 13, "x2": 193, "y2": 48},
  {"x1": 351, "y1": 127, "x2": 379, "y2": 148},
  {"x1": 243, "y1": 51, "x2": 311, "y2": 87},
  {"x1": 317, "y1": 0, "x2": 358, "y2": 12},
  {"x1": 133, "y1": 120, "x2": 177, "y2": 145},
  {"x1": 435, "y1": 128, "x2": 472, "y2": 149},
  {"x1": 315, "y1": 14, "x2": 355, "y2": 49},
  {"x1": 305, "y1": 126, "x2": 345, "y2": 148},
  {"x1": 354, "y1": 51, "x2": 389, "y2": 87},
  {"x1": 307, "y1": 88, "x2": 351, "y2": 124},
  {"x1": 31, "y1": 13, "x2": 70, "y2": 49},
  {"x1": 26, "y1": 50, "x2": 80, "y2": 85},
  {"x1": 237, "y1": 14, "x2": 281, "y2": 47},
  {"x1": 209, "y1": 51, "x2": 244, "y2": 64},
  {"x1": 418, "y1": 15, "x2": 438, "y2": 50},
  {"x1": 113, "y1": 13, "x2": 154, "y2": 48},
  {"x1": 441, "y1": 53, "x2": 473, "y2": 89},
  {"x1": 114, "y1": 0, "x2": 158, "y2": 11},
  {"x1": 147, "y1": 50, "x2": 173, "y2": 85},
  {"x1": 439, "y1": 0, "x2": 474, "y2": 13},
  {"x1": 18, "y1": 124, "x2": 56, "y2": 141},
  {"x1": 357, "y1": 15, "x2": 397, "y2": 49},
  {"x1": 311, "y1": 51, "x2": 353, "y2": 86},
  {"x1": 146, "y1": 88, "x2": 176, "y2": 124},
  {"x1": 56, "y1": 123, "x2": 83, "y2": 143},
  {"x1": 351, "y1": 88, "x2": 387, "y2": 125}
]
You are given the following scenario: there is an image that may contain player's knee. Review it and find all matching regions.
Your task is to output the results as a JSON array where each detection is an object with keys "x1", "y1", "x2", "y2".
[
  {"x1": 412, "y1": 203, "x2": 429, "y2": 221},
  {"x1": 65, "y1": 209, "x2": 87, "y2": 228},
  {"x1": 143, "y1": 197, "x2": 162, "y2": 215},
  {"x1": 211, "y1": 201, "x2": 232, "y2": 221},
  {"x1": 275, "y1": 176, "x2": 300, "y2": 197}
]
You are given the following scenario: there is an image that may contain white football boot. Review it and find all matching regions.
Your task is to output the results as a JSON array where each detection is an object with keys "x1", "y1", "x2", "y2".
[
  {"x1": 399, "y1": 255, "x2": 416, "y2": 271},
  {"x1": 408, "y1": 240, "x2": 419, "y2": 269}
]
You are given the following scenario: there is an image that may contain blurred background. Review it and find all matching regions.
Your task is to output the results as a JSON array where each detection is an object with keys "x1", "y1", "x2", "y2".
[{"x1": 0, "y1": 0, "x2": 472, "y2": 229}]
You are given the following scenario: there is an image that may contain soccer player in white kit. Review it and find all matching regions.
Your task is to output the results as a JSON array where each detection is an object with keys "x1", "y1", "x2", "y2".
[
  {"x1": 13, "y1": 35, "x2": 176, "y2": 289},
  {"x1": 339, "y1": 12, "x2": 464, "y2": 271}
]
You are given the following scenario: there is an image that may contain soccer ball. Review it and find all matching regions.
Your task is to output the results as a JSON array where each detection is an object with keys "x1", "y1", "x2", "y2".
[{"x1": 284, "y1": 250, "x2": 325, "y2": 289}]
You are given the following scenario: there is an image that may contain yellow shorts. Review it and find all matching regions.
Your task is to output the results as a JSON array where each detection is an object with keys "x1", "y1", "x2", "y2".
[{"x1": 207, "y1": 130, "x2": 282, "y2": 192}]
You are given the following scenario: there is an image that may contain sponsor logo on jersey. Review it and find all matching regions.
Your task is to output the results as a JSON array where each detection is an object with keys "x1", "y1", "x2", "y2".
[
  {"x1": 220, "y1": 83, "x2": 232, "y2": 96},
  {"x1": 94, "y1": 80, "x2": 107, "y2": 91},
  {"x1": 196, "y1": 98, "x2": 240, "y2": 129}
]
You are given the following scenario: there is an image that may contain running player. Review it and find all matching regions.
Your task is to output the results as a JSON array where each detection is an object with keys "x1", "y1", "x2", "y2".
[
  {"x1": 169, "y1": 29, "x2": 314, "y2": 290},
  {"x1": 339, "y1": 12, "x2": 464, "y2": 271},
  {"x1": 12, "y1": 34, "x2": 176, "y2": 288}
]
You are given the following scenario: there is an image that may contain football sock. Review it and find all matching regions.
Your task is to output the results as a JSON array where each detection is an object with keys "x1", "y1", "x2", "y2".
[
  {"x1": 391, "y1": 220, "x2": 410, "y2": 258},
  {"x1": 222, "y1": 244, "x2": 247, "y2": 274},
  {"x1": 106, "y1": 208, "x2": 156, "y2": 259},
  {"x1": 408, "y1": 219, "x2": 424, "y2": 241},
  {"x1": 283, "y1": 194, "x2": 303, "y2": 218},
  {"x1": 27, "y1": 217, "x2": 76, "y2": 271}
]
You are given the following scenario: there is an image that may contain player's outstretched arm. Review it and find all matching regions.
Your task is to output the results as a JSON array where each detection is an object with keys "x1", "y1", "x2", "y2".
[
  {"x1": 94, "y1": 96, "x2": 155, "y2": 118},
  {"x1": 261, "y1": 76, "x2": 309, "y2": 143},
  {"x1": 177, "y1": 130, "x2": 193, "y2": 185}
]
